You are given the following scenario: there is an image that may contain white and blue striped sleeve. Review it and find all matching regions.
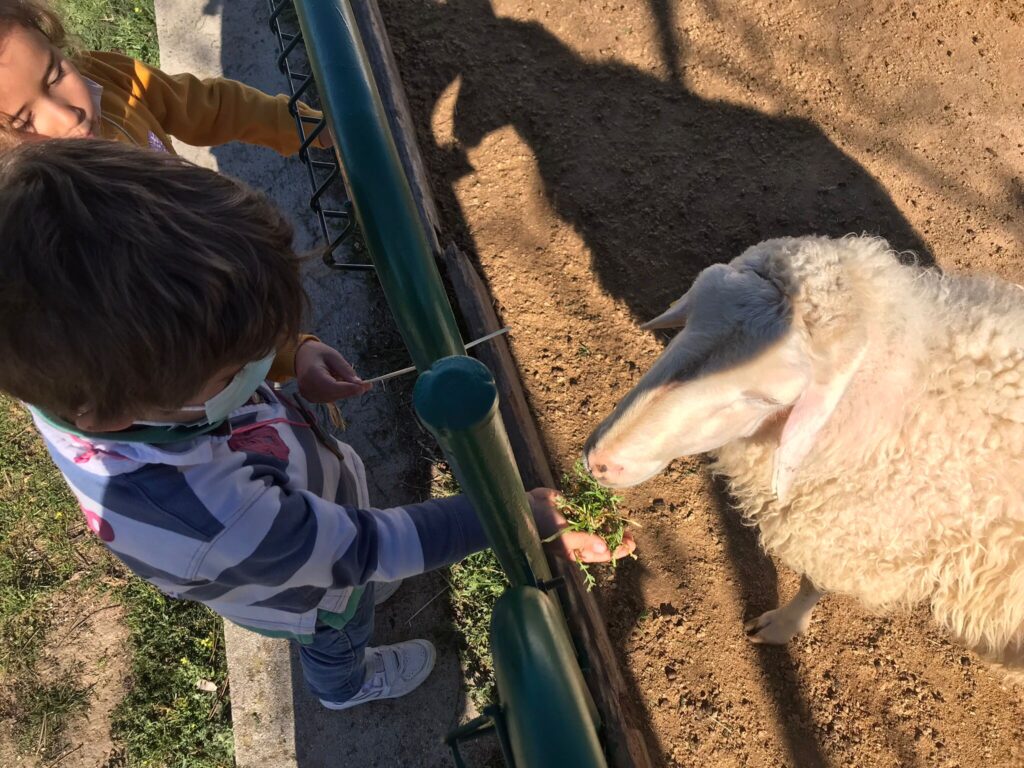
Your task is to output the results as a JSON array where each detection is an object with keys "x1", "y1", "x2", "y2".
[{"x1": 188, "y1": 482, "x2": 490, "y2": 597}]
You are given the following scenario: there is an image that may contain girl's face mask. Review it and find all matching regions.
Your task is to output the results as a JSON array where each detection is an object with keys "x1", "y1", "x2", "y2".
[{"x1": 134, "y1": 351, "x2": 276, "y2": 427}]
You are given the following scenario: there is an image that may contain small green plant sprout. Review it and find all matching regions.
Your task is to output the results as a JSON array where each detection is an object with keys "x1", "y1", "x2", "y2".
[{"x1": 548, "y1": 459, "x2": 637, "y2": 590}]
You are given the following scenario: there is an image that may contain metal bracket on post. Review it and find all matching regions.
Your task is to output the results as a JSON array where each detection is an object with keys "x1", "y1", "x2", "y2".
[{"x1": 445, "y1": 706, "x2": 516, "y2": 768}]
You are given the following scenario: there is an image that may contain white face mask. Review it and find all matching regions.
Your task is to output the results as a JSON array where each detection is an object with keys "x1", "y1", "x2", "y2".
[{"x1": 134, "y1": 351, "x2": 276, "y2": 428}]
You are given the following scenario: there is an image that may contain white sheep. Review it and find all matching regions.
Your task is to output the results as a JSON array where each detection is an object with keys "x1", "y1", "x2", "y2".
[{"x1": 584, "y1": 235, "x2": 1024, "y2": 668}]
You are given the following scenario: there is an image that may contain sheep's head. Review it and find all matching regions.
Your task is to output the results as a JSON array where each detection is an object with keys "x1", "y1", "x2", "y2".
[{"x1": 584, "y1": 237, "x2": 867, "y2": 502}]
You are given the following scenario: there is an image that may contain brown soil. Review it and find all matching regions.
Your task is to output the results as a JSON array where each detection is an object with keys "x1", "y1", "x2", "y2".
[
  {"x1": 0, "y1": 588, "x2": 129, "y2": 768},
  {"x1": 44, "y1": 592, "x2": 129, "y2": 768},
  {"x1": 381, "y1": 1, "x2": 1024, "y2": 766}
]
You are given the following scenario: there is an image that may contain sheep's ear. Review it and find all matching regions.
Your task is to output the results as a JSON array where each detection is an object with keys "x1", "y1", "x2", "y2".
[
  {"x1": 640, "y1": 294, "x2": 691, "y2": 330},
  {"x1": 772, "y1": 343, "x2": 866, "y2": 503}
]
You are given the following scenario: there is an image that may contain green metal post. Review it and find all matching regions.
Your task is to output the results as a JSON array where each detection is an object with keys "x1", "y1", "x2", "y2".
[
  {"x1": 490, "y1": 587, "x2": 607, "y2": 767},
  {"x1": 291, "y1": 8, "x2": 607, "y2": 761},
  {"x1": 414, "y1": 356, "x2": 551, "y2": 587},
  {"x1": 292, "y1": 0, "x2": 464, "y2": 368}
]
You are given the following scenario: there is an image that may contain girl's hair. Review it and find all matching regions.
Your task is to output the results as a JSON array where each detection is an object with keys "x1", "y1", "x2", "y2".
[
  {"x1": 0, "y1": 1, "x2": 71, "y2": 150},
  {"x1": 0, "y1": 0, "x2": 67, "y2": 49},
  {"x1": 0, "y1": 139, "x2": 307, "y2": 423}
]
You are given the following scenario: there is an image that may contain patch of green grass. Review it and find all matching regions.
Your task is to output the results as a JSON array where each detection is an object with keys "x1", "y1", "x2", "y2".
[
  {"x1": 448, "y1": 551, "x2": 506, "y2": 708},
  {"x1": 432, "y1": 462, "x2": 507, "y2": 708},
  {"x1": 109, "y1": 579, "x2": 233, "y2": 768},
  {"x1": 0, "y1": 397, "x2": 110, "y2": 671},
  {"x1": 54, "y1": 0, "x2": 159, "y2": 66},
  {"x1": 0, "y1": 396, "x2": 118, "y2": 757},
  {"x1": 10, "y1": 669, "x2": 92, "y2": 761},
  {"x1": 554, "y1": 460, "x2": 634, "y2": 591}
]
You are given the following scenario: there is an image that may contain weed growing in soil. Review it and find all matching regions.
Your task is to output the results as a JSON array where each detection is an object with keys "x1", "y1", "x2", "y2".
[
  {"x1": 432, "y1": 462, "x2": 508, "y2": 707},
  {"x1": 0, "y1": 396, "x2": 116, "y2": 758},
  {"x1": 10, "y1": 670, "x2": 92, "y2": 760},
  {"x1": 554, "y1": 460, "x2": 633, "y2": 590},
  {"x1": 448, "y1": 550, "x2": 506, "y2": 707}
]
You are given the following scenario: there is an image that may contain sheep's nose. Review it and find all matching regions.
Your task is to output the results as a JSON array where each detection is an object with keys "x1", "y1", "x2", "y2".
[{"x1": 584, "y1": 449, "x2": 623, "y2": 484}]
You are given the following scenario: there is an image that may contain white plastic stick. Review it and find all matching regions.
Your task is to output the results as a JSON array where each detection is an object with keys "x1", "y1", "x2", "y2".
[{"x1": 362, "y1": 327, "x2": 510, "y2": 386}]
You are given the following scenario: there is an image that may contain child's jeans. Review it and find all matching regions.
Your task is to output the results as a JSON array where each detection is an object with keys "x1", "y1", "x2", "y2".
[{"x1": 296, "y1": 583, "x2": 376, "y2": 704}]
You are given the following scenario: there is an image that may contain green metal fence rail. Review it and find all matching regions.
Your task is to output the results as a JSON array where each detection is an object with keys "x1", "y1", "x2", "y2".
[
  {"x1": 273, "y1": 1, "x2": 609, "y2": 765},
  {"x1": 413, "y1": 357, "x2": 551, "y2": 589}
]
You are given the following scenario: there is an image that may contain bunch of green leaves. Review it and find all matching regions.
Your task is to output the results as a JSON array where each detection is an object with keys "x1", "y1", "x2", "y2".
[{"x1": 553, "y1": 460, "x2": 635, "y2": 590}]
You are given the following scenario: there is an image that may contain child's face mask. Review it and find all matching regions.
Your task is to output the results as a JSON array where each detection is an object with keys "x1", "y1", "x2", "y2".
[{"x1": 135, "y1": 351, "x2": 277, "y2": 427}]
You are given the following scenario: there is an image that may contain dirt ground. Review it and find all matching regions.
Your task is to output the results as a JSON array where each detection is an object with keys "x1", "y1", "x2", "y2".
[
  {"x1": 379, "y1": 1, "x2": 1024, "y2": 766},
  {"x1": 0, "y1": 589, "x2": 128, "y2": 768}
]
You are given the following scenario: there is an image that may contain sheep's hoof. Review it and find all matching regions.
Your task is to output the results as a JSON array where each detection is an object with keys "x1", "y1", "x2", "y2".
[{"x1": 743, "y1": 608, "x2": 811, "y2": 645}]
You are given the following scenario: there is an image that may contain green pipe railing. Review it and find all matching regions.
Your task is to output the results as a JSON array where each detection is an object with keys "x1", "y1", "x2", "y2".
[
  {"x1": 289, "y1": 2, "x2": 607, "y2": 765},
  {"x1": 292, "y1": 0, "x2": 554, "y2": 589},
  {"x1": 293, "y1": 0, "x2": 462, "y2": 370},
  {"x1": 414, "y1": 357, "x2": 550, "y2": 591},
  {"x1": 491, "y1": 588, "x2": 606, "y2": 765}
]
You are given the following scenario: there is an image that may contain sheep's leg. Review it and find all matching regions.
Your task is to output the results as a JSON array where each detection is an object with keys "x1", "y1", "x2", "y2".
[{"x1": 744, "y1": 575, "x2": 823, "y2": 644}]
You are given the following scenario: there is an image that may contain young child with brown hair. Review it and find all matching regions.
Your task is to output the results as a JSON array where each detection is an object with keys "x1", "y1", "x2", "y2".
[
  {"x1": 0, "y1": 139, "x2": 635, "y2": 709},
  {"x1": 0, "y1": 0, "x2": 356, "y2": 401}
]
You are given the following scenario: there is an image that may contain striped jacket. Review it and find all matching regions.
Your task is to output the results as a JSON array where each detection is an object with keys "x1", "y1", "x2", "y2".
[{"x1": 33, "y1": 385, "x2": 487, "y2": 642}]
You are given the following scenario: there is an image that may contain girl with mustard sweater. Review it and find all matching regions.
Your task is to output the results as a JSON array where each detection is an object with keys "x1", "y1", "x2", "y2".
[{"x1": 0, "y1": 0, "x2": 366, "y2": 403}]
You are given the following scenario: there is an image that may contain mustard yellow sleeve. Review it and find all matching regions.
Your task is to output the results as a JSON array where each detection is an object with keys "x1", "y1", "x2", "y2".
[
  {"x1": 129, "y1": 58, "x2": 324, "y2": 155},
  {"x1": 270, "y1": 334, "x2": 319, "y2": 383}
]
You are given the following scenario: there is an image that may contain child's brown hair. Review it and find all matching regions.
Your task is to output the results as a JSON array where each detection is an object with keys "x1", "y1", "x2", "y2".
[
  {"x1": 0, "y1": 0, "x2": 67, "y2": 49},
  {"x1": 0, "y1": 138, "x2": 306, "y2": 423}
]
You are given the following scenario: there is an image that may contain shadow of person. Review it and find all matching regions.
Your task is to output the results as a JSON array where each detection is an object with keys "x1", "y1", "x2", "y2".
[{"x1": 386, "y1": 0, "x2": 931, "y2": 324}]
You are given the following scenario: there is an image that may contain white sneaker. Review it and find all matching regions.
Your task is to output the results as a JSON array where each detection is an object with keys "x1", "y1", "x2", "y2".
[
  {"x1": 373, "y1": 580, "x2": 403, "y2": 606},
  {"x1": 319, "y1": 640, "x2": 436, "y2": 711}
]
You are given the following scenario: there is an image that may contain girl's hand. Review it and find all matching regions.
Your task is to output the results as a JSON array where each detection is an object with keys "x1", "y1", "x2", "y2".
[
  {"x1": 527, "y1": 488, "x2": 636, "y2": 563},
  {"x1": 295, "y1": 341, "x2": 372, "y2": 402},
  {"x1": 317, "y1": 127, "x2": 335, "y2": 150}
]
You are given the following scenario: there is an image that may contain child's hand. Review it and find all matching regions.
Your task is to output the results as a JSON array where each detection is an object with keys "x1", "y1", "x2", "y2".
[
  {"x1": 317, "y1": 128, "x2": 335, "y2": 150},
  {"x1": 295, "y1": 341, "x2": 372, "y2": 402},
  {"x1": 527, "y1": 488, "x2": 636, "y2": 563}
]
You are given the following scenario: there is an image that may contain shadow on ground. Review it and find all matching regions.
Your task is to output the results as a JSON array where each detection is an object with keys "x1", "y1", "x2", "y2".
[{"x1": 375, "y1": 0, "x2": 940, "y2": 764}]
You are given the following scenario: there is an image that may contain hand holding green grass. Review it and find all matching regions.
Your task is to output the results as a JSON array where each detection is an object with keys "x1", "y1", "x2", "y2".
[
  {"x1": 530, "y1": 481, "x2": 637, "y2": 566},
  {"x1": 542, "y1": 461, "x2": 639, "y2": 589}
]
